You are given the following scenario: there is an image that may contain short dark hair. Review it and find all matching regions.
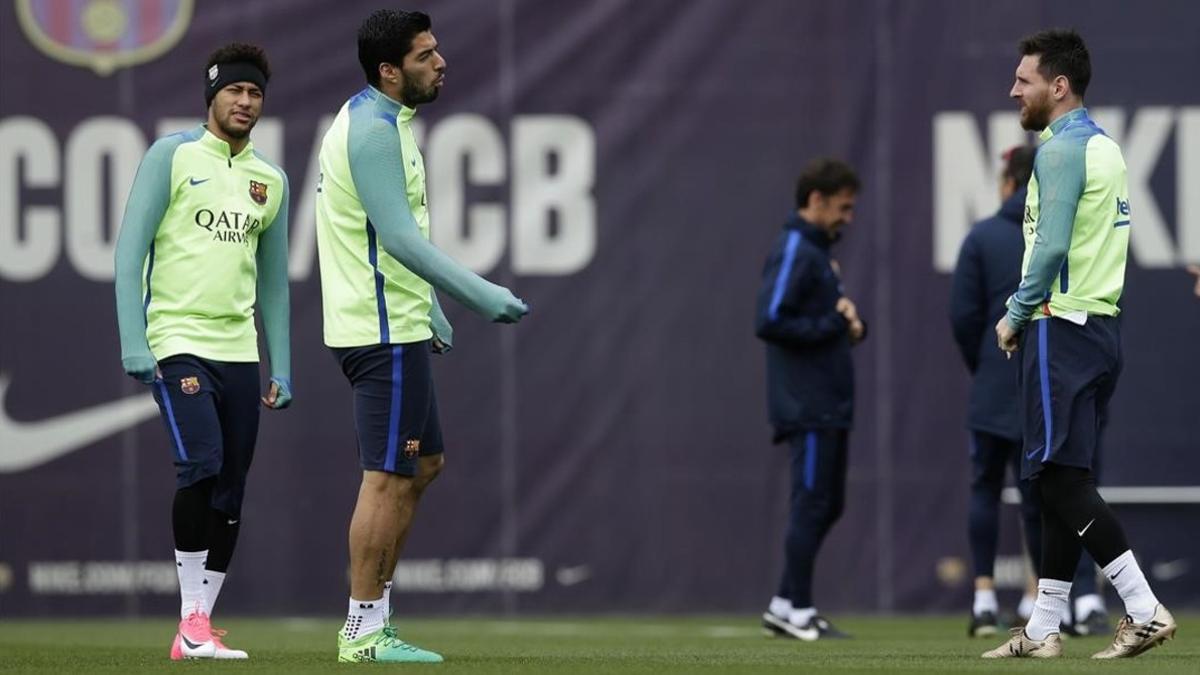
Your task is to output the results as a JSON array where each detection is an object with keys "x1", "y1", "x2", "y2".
[
  {"x1": 1018, "y1": 29, "x2": 1091, "y2": 98},
  {"x1": 358, "y1": 9, "x2": 432, "y2": 87},
  {"x1": 794, "y1": 159, "x2": 860, "y2": 209},
  {"x1": 1002, "y1": 146, "x2": 1036, "y2": 187},
  {"x1": 205, "y1": 43, "x2": 271, "y2": 81}
]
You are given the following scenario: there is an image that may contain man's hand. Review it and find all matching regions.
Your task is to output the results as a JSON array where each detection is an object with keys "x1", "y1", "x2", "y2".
[
  {"x1": 848, "y1": 318, "x2": 866, "y2": 344},
  {"x1": 430, "y1": 323, "x2": 453, "y2": 354},
  {"x1": 262, "y1": 377, "x2": 292, "y2": 410},
  {"x1": 491, "y1": 288, "x2": 530, "y2": 324},
  {"x1": 995, "y1": 316, "x2": 1020, "y2": 356},
  {"x1": 122, "y1": 354, "x2": 161, "y2": 384},
  {"x1": 835, "y1": 297, "x2": 858, "y2": 323},
  {"x1": 836, "y1": 297, "x2": 866, "y2": 345},
  {"x1": 1188, "y1": 264, "x2": 1200, "y2": 298}
]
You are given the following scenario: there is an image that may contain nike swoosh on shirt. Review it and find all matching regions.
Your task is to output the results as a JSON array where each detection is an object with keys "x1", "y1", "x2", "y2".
[
  {"x1": 189, "y1": 177, "x2": 210, "y2": 186},
  {"x1": 0, "y1": 375, "x2": 160, "y2": 473},
  {"x1": 1077, "y1": 519, "x2": 1096, "y2": 537}
]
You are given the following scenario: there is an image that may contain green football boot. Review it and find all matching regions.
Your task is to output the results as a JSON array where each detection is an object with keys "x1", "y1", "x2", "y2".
[{"x1": 337, "y1": 627, "x2": 444, "y2": 663}]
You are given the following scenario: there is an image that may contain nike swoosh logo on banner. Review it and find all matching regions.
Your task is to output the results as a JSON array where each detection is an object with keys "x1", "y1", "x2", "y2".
[
  {"x1": 555, "y1": 565, "x2": 591, "y2": 586},
  {"x1": 1077, "y1": 519, "x2": 1096, "y2": 537},
  {"x1": 0, "y1": 375, "x2": 160, "y2": 473},
  {"x1": 189, "y1": 177, "x2": 210, "y2": 186}
]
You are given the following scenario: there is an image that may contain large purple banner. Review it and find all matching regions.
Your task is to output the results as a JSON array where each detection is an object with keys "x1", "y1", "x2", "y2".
[{"x1": 1, "y1": 0, "x2": 1197, "y2": 617}]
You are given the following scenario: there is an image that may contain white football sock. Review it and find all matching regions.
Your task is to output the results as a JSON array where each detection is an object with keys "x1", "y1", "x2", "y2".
[
  {"x1": 973, "y1": 588, "x2": 998, "y2": 616},
  {"x1": 1024, "y1": 579, "x2": 1070, "y2": 641},
  {"x1": 768, "y1": 596, "x2": 791, "y2": 618},
  {"x1": 788, "y1": 606, "x2": 816, "y2": 627},
  {"x1": 175, "y1": 550, "x2": 208, "y2": 619},
  {"x1": 382, "y1": 581, "x2": 393, "y2": 623},
  {"x1": 202, "y1": 570, "x2": 226, "y2": 617},
  {"x1": 341, "y1": 596, "x2": 385, "y2": 641},
  {"x1": 1102, "y1": 550, "x2": 1158, "y2": 624}
]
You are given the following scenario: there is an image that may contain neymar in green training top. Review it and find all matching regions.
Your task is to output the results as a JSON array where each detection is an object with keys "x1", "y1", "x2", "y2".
[
  {"x1": 316, "y1": 9, "x2": 528, "y2": 664},
  {"x1": 113, "y1": 43, "x2": 290, "y2": 662}
]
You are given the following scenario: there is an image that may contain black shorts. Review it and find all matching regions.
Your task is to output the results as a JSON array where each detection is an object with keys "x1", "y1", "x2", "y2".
[
  {"x1": 151, "y1": 355, "x2": 261, "y2": 518},
  {"x1": 1019, "y1": 316, "x2": 1121, "y2": 480},
  {"x1": 332, "y1": 342, "x2": 444, "y2": 476}
]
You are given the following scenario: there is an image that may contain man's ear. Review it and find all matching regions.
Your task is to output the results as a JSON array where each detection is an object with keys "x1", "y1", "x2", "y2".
[{"x1": 1052, "y1": 74, "x2": 1070, "y2": 101}]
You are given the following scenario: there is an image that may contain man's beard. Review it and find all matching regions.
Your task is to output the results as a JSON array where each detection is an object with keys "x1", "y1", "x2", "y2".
[
  {"x1": 401, "y1": 78, "x2": 439, "y2": 106},
  {"x1": 216, "y1": 113, "x2": 254, "y2": 139},
  {"x1": 1020, "y1": 100, "x2": 1052, "y2": 131}
]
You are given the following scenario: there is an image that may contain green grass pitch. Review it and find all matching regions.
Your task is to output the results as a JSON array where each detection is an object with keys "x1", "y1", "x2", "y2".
[{"x1": 0, "y1": 615, "x2": 1194, "y2": 673}]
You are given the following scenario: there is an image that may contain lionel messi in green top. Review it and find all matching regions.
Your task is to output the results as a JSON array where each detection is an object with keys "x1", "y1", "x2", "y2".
[{"x1": 984, "y1": 29, "x2": 1175, "y2": 661}]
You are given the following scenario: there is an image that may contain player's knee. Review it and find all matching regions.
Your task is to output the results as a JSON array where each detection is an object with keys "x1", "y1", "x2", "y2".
[
  {"x1": 827, "y1": 498, "x2": 845, "y2": 525},
  {"x1": 1038, "y1": 464, "x2": 1092, "y2": 507},
  {"x1": 802, "y1": 497, "x2": 838, "y2": 527},
  {"x1": 413, "y1": 454, "x2": 445, "y2": 492},
  {"x1": 361, "y1": 469, "x2": 414, "y2": 499}
]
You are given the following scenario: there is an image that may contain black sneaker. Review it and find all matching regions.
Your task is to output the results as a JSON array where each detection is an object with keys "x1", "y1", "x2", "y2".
[
  {"x1": 802, "y1": 615, "x2": 851, "y2": 639},
  {"x1": 969, "y1": 611, "x2": 1000, "y2": 638},
  {"x1": 1075, "y1": 609, "x2": 1111, "y2": 637}
]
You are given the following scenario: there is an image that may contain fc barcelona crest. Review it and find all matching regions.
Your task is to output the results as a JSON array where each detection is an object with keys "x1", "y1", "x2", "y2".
[
  {"x1": 180, "y1": 376, "x2": 200, "y2": 395},
  {"x1": 249, "y1": 180, "x2": 268, "y2": 205},
  {"x1": 404, "y1": 439, "x2": 421, "y2": 459},
  {"x1": 15, "y1": 0, "x2": 194, "y2": 77}
]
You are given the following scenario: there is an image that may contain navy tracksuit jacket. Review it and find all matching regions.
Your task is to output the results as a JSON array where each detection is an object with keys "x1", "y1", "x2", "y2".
[{"x1": 755, "y1": 215, "x2": 857, "y2": 442}]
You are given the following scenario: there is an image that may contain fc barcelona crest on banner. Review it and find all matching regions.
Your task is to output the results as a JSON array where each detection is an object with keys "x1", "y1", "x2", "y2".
[
  {"x1": 16, "y1": 0, "x2": 194, "y2": 77},
  {"x1": 249, "y1": 180, "x2": 269, "y2": 205}
]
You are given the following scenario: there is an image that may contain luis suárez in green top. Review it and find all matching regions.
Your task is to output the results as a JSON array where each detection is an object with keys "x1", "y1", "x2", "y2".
[
  {"x1": 114, "y1": 126, "x2": 291, "y2": 382},
  {"x1": 1006, "y1": 107, "x2": 1131, "y2": 330},
  {"x1": 316, "y1": 85, "x2": 527, "y2": 349}
]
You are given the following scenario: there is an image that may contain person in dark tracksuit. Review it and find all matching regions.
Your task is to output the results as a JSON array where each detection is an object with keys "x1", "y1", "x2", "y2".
[
  {"x1": 756, "y1": 159, "x2": 864, "y2": 642},
  {"x1": 952, "y1": 146, "x2": 1109, "y2": 639},
  {"x1": 951, "y1": 146, "x2": 1043, "y2": 637}
]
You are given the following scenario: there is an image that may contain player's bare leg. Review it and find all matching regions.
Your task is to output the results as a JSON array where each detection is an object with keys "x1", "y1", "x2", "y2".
[
  {"x1": 338, "y1": 458, "x2": 445, "y2": 663},
  {"x1": 349, "y1": 471, "x2": 418, "y2": 601},
  {"x1": 386, "y1": 455, "x2": 444, "y2": 579},
  {"x1": 381, "y1": 455, "x2": 445, "y2": 628}
]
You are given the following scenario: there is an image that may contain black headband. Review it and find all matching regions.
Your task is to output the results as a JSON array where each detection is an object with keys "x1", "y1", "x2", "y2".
[{"x1": 205, "y1": 61, "x2": 267, "y2": 106}]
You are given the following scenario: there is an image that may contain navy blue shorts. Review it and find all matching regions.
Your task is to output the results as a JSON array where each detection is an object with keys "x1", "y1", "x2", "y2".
[
  {"x1": 333, "y1": 342, "x2": 444, "y2": 476},
  {"x1": 151, "y1": 355, "x2": 261, "y2": 518},
  {"x1": 1018, "y1": 316, "x2": 1121, "y2": 480}
]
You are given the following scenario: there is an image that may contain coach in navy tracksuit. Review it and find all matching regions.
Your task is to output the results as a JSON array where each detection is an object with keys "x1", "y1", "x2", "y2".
[{"x1": 756, "y1": 159, "x2": 864, "y2": 642}]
